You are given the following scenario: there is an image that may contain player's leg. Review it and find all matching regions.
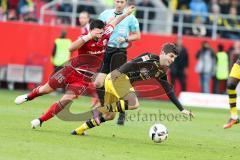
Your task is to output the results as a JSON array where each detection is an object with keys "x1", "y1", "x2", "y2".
[
  {"x1": 223, "y1": 63, "x2": 240, "y2": 129},
  {"x1": 94, "y1": 73, "x2": 107, "y2": 88},
  {"x1": 223, "y1": 77, "x2": 240, "y2": 129},
  {"x1": 31, "y1": 72, "x2": 90, "y2": 129},
  {"x1": 111, "y1": 51, "x2": 128, "y2": 125},
  {"x1": 94, "y1": 47, "x2": 115, "y2": 105},
  {"x1": 31, "y1": 90, "x2": 77, "y2": 128},
  {"x1": 94, "y1": 73, "x2": 107, "y2": 105},
  {"x1": 71, "y1": 82, "x2": 116, "y2": 135},
  {"x1": 14, "y1": 82, "x2": 54, "y2": 105},
  {"x1": 170, "y1": 72, "x2": 176, "y2": 87},
  {"x1": 71, "y1": 93, "x2": 139, "y2": 135},
  {"x1": 103, "y1": 72, "x2": 139, "y2": 112},
  {"x1": 71, "y1": 112, "x2": 116, "y2": 135},
  {"x1": 14, "y1": 66, "x2": 70, "y2": 105},
  {"x1": 72, "y1": 79, "x2": 116, "y2": 135},
  {"x1": 104, "y1": 92, "x2": 139, "y2": 112},
  {"x1": 178, "y1": 71, "x2": 187, "y2": 91}
]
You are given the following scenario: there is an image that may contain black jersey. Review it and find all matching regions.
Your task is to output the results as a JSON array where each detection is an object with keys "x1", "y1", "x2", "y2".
[
  {"x1": 118, "y1": 53, "x2": 184, "y2": 111},
  {"x1": 118, "y1": 53, "x2": 168, "y2": 83}
]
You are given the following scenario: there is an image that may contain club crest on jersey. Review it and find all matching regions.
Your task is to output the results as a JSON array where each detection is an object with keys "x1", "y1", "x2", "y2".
[{"x1": 141, "y1": 55, "x2": 150, "y2": 62}]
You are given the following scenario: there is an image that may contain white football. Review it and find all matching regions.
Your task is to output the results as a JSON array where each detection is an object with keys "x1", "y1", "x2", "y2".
[{"x1": 149, "y1": 123, "x2": 168, "y2": 143}]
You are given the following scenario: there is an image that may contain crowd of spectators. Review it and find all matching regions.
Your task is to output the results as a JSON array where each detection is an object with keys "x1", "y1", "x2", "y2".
[
  {"x1": 0, "y1": 0, "x2": 240, "y2": 40},
  {"x1": 172, "y1": 0, "x2": 240, "y2": 39},
  {"x1": 0, "y1": 0, "x2": 39, "y2": 22},
  {"x1": 0, "y1": 0, "x2": 96, "y2": 23}
]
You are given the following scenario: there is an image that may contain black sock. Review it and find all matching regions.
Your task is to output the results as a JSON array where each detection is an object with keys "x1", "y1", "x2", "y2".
[{"x1": 96, "y1": 86, "x2": 105, "y2": 105}]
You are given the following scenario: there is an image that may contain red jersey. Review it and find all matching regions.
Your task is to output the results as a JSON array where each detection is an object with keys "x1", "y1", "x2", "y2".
[
  {"x1": 70, "y1": 24, "x2": 114, "y2": 70},
  {"x1": 78, "y1": 24, "x2": 114, "y2": 58},
  {"x1": 49, "y1": 25, "x2": 114, "y2": 96}
]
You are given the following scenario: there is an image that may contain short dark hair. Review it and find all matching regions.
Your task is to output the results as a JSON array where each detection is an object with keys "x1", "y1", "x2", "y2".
[
  {"x1": 218, "y1": 44, "x2": 224, "y2": 51},
  {"x1": 79, "y1": 11, "x2": 90, "y2": 18},
  {"x1": 89, "y1": 19, "x2": 105, "y2": 30},
  {"x1": 162, "y1": 43, "x2": 178, "y2": 55}
]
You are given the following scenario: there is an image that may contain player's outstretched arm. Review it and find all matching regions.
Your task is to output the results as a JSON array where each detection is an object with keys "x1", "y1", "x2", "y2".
[
  {"x1": 109, "y1": 5, "x2": 136, "y2": 28},
  {"x1": 69, "y1": 33, "x2": 93, "y2": 52},
  {"x1": 158, "y1": 79, "x2": 194, "y2": 117}
]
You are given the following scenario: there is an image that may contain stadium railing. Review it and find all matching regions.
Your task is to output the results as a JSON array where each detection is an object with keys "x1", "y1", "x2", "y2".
[{"x1": 39, "y1": 0, "x2": 240, "y2": 40}]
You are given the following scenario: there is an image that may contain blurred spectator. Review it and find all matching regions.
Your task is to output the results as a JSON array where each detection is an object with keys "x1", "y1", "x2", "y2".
[
  {"x1": 0, "y1": 0, "x2": 8, "y2": 21},
  {"x1": 9, "y1": 0, "x2": 18, "y2": 10},
  {"x1": 161, "y1": 0, "x2": 169, "y2": 7},
  {"x1": 136, "y1": 0, "x2": 155, "y2": 31},
  {"x1": 222, "y1": 7, "x2": 240, "y2": 40},
  {"x1": 195, "y1": 41, "x2": 216, "y2": 93},
  {"x1": 169, "y1": 0, "x2": 177, "y2": 12},
  {"x1": 0, "y1": 6, "x2": 7, "y2": 21},
  {"x1": 219, "y1": 0, "x2": 230, "y2": 14},
  {"x1": 56, "y1": 1, "x2": 72, "y2": 24},
  {"x1": 18, "y1": 0, "x2": 36, "y2": 22},
  {"x1": 213, "y1": 44, "x2": 229, "y2": 94},
  {"x1": 228, "y1": 41, "x2": 240, "y2": 68},
  {"x1": 170, "y1": 38, "x2": 189, "y2": 92},
  {"x1": 57, "y1": 2, "x2": 72, "y2": 13},
  {"x1": 189, "y1": 0, "x2": 208, "y2": 23},
  {"x1": 128, "y1": 0, "x2": 136, "y2": 6},
  {"x1": 206, "y1": 4, "x2": 223, "y2": 37},
  {"x1": 52, "y1": 30, "x2": 72, "y2": 73},
  {"x1": 77, "y1": 0, "x2": 96, "y2": 15},
  {"x1": 177, "y1": 0, "x2": 190, "y2": 10},
  {"x1": 23, "y1": 10, "x2": 37, "y2": 22},
  {"x1": 230, "y1": 0, "x2": 240, "y2": 14},
  {"x1": 18, "y1": 0, "x2": 33, "y2": 15},
  {"x1": 102, "y1": 0, "x2": 114, "y2": 8},
  {"x1": 192, "y1": 16, "x2": 207, "y2": 37},
  {"x1": 78, "y1": 11, "x2": 90, "y2": 34},
  {"x1": 207, "y1": 0, "x2": 218, "y2": 12},
  {"x1": 7, "y1": 8, "x2": 17, "y2": 21},
  {"x1": 173, "y1": 3, "x2": 192, "y2": 35},
  {"x1": 0, "y1": 0, "x2": 8, "y2": 12}
]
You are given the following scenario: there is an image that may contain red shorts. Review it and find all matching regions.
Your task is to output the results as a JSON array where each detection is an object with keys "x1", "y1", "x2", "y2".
[{"x1": 49, "y1": 66, "x2": 96, "y2": 96}]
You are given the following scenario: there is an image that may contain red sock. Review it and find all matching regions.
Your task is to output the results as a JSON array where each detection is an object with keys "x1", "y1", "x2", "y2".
[
  {"x1": 27, "y1": 86, "x2": 42, "y2": 100},
  {"x1": 40, "y1": 102, "x2": 63, "y2": 122}
]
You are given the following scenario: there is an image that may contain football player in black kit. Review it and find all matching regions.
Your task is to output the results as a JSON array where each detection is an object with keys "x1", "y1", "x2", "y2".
[{"x1": 72, "y1": 43, "x2": 194, "y2": 135}]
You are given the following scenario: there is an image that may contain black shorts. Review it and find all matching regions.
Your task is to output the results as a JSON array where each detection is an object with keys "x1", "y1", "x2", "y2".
[{"x1": 99, "y1": 46, "x2": 127, "y2": 74}]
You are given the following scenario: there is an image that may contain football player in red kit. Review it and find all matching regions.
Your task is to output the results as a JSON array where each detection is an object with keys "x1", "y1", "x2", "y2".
[{"x1": 14, "y1": 6, "x2": 136, "y2": 129}]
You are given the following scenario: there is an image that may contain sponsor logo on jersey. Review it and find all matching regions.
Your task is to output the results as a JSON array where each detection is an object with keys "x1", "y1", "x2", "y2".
[
  {"x1": 88, "y1": 49, "x2": 105, "y2": 55},
  {"x1": 141, "y1": 55, "x2": 150, "y2": 62}
]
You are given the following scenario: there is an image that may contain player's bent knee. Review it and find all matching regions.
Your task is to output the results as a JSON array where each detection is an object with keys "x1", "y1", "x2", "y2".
[
  {"x1": 227, "y1": 80, "x2": 237, "y2": 90},
  {"x1": 135, "y1": 101, "x2": 140, "y2": 108},
  {"x1": 39, "y1": 83, "x2": 54, "y2": 94},
  {"x1": 93, "y1": 78, "x2": 104, "y2": 88},
  {"x1": 129, "y1": 104, "x2": 139, "y2": 110},
  {"x1": 61, "y1": 93, "x2": 77, "y2": 101},
  {"x1": 103, "y1": 112, "x2": 116, "y2": 121},
  {"x1": 94, "y1": 73, "x2": 106, "y2": 88},
  {"x1": 94, "y1": 81, "x2": 104, "y2": 88},
  {"x1": 127, "y1": 97, "x2": 139, "y2": 110}
]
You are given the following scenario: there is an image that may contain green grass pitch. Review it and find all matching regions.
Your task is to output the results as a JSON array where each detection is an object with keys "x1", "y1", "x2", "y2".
[{"x1": 0, "y1": 89, "x2": 240, "y2": 160}]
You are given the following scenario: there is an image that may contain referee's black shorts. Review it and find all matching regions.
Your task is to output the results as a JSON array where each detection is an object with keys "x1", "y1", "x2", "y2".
[{"x1": 99, "y1": 46, "x2": 127, "y2": 74}]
